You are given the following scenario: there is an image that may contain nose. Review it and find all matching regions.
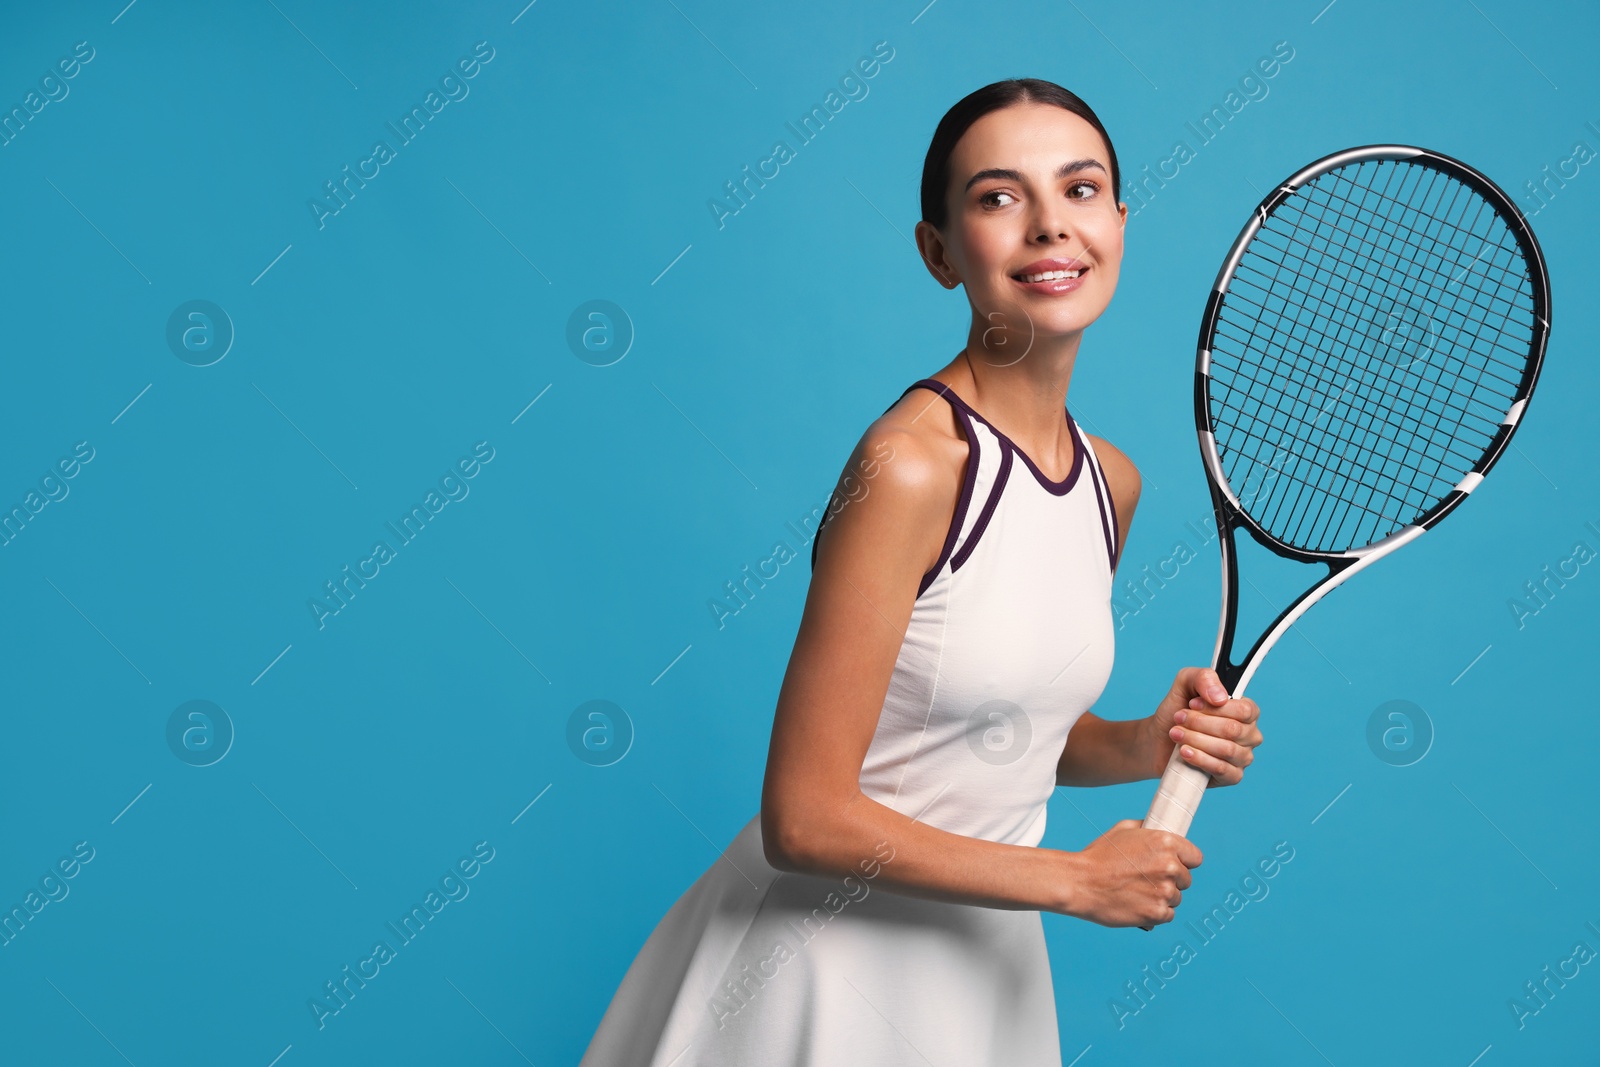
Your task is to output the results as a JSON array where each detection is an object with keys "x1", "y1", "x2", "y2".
[{"x1": 1031, "y1": 201, "x2": 1073, "y2": 244}]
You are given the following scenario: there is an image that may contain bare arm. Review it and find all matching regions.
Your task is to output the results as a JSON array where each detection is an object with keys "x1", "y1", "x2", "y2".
[{"x1": 760, "y1": 422, "x2": 1200, "y2": 926}]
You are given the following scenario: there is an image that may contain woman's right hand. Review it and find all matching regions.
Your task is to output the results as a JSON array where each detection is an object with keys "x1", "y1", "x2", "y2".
[{"x1": 1052, "y1": 818, "x2": 1203, "y2": 928}]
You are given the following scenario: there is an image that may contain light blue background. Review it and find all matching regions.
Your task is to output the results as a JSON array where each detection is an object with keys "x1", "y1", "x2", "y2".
[{"x1": 1, "y1": 1, "x2": 1595, "y2": 1064}]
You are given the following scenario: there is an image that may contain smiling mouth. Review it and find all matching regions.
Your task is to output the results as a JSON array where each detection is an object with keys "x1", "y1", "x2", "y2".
[{"x1": 1012, "y1": 267, "x2": 1088, "y2": 282}]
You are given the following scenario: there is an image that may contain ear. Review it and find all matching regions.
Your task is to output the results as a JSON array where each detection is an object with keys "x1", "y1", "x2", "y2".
[
  {"x1": 914, "y1": 220, "x2": 961, "y2": 290},
  {"x1": 1118, "y1": 201, "x2": 1128, "y2": 228}
]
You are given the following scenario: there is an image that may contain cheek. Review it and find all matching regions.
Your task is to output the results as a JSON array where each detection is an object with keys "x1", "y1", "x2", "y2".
[
  {"x1": 1092, "y1": 223, "x2": 1124, "y2": 281},
  {"x1": 960, "y1": 225, "x2": 1010, "y2": 272}
]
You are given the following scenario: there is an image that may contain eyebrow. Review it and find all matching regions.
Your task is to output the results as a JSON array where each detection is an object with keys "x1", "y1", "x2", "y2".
[{"x1": 964, "y1": 158, "x2": 1108, "y2": 193}]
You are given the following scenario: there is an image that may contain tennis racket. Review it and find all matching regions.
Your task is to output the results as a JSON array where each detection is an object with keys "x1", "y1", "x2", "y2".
[{"x1": 1142, "y1": 144, "x2": 1552, "y2": 841}]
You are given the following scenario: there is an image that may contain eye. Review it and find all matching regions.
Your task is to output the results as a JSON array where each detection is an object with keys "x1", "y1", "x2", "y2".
[
  {"x1": 1067, "y1": 180, "x2": 1098, "y2": 200},
  {"x1": 979, "y1": 189, "x2": 1018, "y2": 208}
]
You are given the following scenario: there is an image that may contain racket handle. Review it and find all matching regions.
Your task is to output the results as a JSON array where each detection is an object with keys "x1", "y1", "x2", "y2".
[
  {"x1": 1136, "y1": 745, "x2": 1212, "y2": 931},
  {"x1": 1144, "y1": 743, "x2": 1210, "y2": 837}
]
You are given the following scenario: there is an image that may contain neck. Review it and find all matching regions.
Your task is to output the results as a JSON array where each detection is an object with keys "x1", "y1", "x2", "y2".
[{"x1": 941, "y1": 321, "x2": 1084, "y2": 458}]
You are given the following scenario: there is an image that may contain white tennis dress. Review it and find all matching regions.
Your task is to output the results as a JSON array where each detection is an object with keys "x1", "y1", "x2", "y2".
[{"x1": 579, "y1": 378, "x2": 1121, "y2": 1067}]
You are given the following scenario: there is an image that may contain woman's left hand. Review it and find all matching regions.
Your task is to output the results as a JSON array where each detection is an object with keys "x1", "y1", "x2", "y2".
[{"x1": 1146, "y1": 667, "x2": 1262, "y2": 787}]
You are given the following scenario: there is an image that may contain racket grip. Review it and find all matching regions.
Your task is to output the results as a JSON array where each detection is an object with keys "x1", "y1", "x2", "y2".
[
  {"x1": 1144, "y1": 743, "x2": 1210, "y2": 837},
  {"x1": 1137, "y1": 747, "x2": 1210, "y2": 932}
]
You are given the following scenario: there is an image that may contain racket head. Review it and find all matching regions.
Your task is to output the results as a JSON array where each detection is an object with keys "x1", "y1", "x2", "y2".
[{"x1": 1196, "y1": 144, "x2": 1552, "y2": 563}]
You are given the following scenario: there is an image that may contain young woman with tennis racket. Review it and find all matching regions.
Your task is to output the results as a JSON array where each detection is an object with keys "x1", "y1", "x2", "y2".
[{"x1": 579, "y1": 79, "x2": 1264, "y2": 1067}]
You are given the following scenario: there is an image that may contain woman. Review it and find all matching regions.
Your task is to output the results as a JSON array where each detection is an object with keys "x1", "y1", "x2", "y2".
[{"x1": 579, "y1": 78, "x2": 1264, "y2": 1067}]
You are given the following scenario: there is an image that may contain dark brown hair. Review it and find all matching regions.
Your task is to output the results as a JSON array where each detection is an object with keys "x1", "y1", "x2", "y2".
[{"x1": 919, "y1": 78, "x2": 1121, "y2": 229}]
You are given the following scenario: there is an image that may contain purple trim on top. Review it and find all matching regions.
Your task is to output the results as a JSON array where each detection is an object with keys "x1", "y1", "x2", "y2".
[
  {"x1": 810, "y1": 489, "x2": 836, "y2": 570},
  {"x1": 1077, "y1": 422, "x2": 1119, "y2": 574},
  {"x1": 951, "y1": 442, "x2": 1011, "y2": 573},
  {"x1": 909, "y1": 378, "x2": 1083, "y2": 496},
  {"x1": 1105, "y1": 449, "x2": 1122, "y2": 572},
  {"x1": 911, "y1": 388, "x2": 980, "y2": 597}
]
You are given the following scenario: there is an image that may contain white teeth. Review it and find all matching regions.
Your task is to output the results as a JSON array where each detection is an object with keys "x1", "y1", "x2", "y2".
[{"x1": 1018, "y1": 269, "x2": 1083, "y2": 282}]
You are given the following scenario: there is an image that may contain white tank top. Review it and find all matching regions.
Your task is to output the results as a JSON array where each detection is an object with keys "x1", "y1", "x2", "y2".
[{"x1": 813, "y1": 377, "x2": 1121, "y2": 849}]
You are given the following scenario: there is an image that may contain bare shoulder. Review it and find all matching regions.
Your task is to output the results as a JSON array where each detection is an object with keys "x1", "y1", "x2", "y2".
[
  {"x1": 1085, "y1": 433, "x2": 1141, "y2": 563},
  {"x1": 812, "y1": 387, "x2": 969, "y2": 577},
  {"x1": 1086, "y1": 433, "x2": 1142, "y2": 501}
]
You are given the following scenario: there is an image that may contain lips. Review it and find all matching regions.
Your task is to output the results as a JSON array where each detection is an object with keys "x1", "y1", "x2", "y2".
[{"x1": 1010, "y1": 259, "x2": 1090, "y2": 294}]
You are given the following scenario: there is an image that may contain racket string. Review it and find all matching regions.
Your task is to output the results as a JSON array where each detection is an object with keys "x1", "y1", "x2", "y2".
[
  {"x1": 1228, "y1": 164, "x2": 1504, "y2": 543},
  {"x1": 1206, "y1": 156, "x2": 1537, "y2": 551},
  {"x1": 1248, "y1": 154, "x2": 1472, "y2": 547}
]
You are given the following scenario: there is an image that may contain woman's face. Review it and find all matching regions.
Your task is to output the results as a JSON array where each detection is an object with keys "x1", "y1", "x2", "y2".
[{"x1": 921, "y1": 101, "x2": 1127, "y2": 342}]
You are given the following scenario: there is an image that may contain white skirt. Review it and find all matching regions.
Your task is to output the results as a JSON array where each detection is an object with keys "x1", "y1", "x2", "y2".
[{"x1": 578, "y1": 813, "x2": 1063, "y2": 1067}]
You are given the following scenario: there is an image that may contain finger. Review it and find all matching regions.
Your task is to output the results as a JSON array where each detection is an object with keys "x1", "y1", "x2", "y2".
[
  {"x1": 1194, "y1": 705, "x2": 1264, "y2": 751},
  {"x1": 1169, "y1": 723, "x2": 1243, "y2": 764},
  {"x1": 1177, "y1": 706, "x2": 1246, "y2": 742},
  {"x1": 1213, "y1": 697, "x2": 1260, "y2": 723},
  {"x1": 1197, "y1": 668, "x2": 1230, "y2": 705},
  {"x1": 1175, "y1": 667, "x2": 1229, "y2": 707},
  {"x1": 1179, "y1": 742, "x2": 1243, "y2": 785}
]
